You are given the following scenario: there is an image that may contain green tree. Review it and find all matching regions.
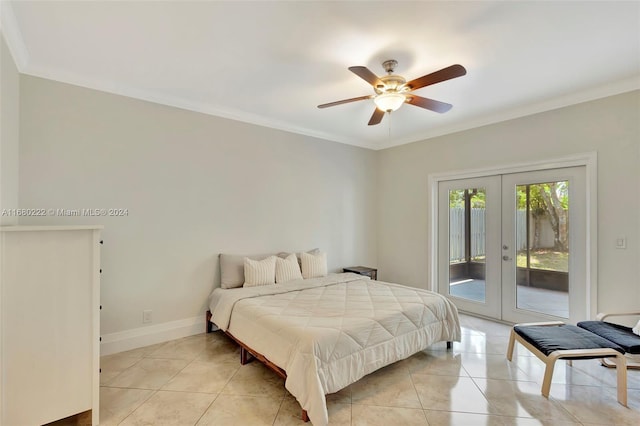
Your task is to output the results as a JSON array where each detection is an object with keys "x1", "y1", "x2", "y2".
[
  {"x1": 517, "y1": 182, "x2": 568, "y2": 251},
  {"x1": 449, "y1": 188, "x2": 485, "y2": 208}
]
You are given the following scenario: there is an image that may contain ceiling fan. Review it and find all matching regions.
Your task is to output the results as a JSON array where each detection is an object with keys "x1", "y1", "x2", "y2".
[{"x1": 318, "y1": 60, "x2": 466, "y2": 125}]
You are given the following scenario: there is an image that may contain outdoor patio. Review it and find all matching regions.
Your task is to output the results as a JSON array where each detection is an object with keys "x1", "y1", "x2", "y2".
[{"x1": 449, "y1": 279, "x2": 569, "y2": 318}]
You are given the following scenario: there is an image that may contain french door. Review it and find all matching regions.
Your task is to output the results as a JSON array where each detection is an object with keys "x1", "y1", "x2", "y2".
[{"x1": 437, "y1": 167, "x2": 587, "y2": 324}]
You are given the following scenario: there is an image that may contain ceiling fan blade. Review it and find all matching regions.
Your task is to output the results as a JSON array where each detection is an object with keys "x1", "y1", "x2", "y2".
[
  {"x1": 317, "y1": 95, "x2": 372, "y2": 109},
  {"x1": 348, "y1": 66, "x2": 382, "y2": 87},
  {"x1": 407, "y1": 95, "x2": 453, "y2": 113},
  {"x1": 368, "y1": 108, "x2": 385, "y2": 126},
  {"x1": 405, "y1": 64, "x2": 466, "y2": 91}
]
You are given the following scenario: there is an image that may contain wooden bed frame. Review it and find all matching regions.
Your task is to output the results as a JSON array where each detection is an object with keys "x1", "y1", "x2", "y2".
[
  {"x1": 206, "y1": 309, "x2": 453, "y2": 423},
  {"x1": 206, "y1": 310, "x2": 310, "y2": 422}
]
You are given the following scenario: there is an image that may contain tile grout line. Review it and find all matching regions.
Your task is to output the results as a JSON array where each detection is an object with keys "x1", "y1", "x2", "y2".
[
  {"x1": 406, "y1": 362, "x2": 426, "y2": 414},
  {"x1": 116, "y1": 388, "x2": 158, "y2": 426},
  {"x1": 193, "y1": 392, "x2": 221, "y2": 426},
  {"x1": 271, "y1": 395, "x2": 287, "y2": 426},
  {"x1": 100, "y1": 355, "x2": 146, "y2": 388},
  {"x1": 115, "y1": 350, "x2": 201, "y2": 424}
]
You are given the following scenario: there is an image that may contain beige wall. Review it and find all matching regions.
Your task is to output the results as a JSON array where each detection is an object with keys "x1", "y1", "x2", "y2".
[
  {"x1": 18, "y1": 76, "x2": 378, "y2": 336},
  {"x1": 9, "y1": 45, "x2": 640, "y2": 343},
  {"x1": 377, "y1": 90, "x2": 640, "y2": 314},
  {"x1": 0, "y1": 34, "x2": 19, "y2": 225}
]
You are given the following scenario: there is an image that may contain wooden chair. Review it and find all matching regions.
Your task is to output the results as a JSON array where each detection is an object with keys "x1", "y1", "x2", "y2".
[{"x1": 507, "y1": 321, "x2": 627, "y2": 406}]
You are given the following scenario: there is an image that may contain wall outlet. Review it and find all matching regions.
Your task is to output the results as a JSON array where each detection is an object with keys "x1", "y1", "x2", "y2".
[{"x1": 143, "y1": 310, "x2": 152, "y2": 324}]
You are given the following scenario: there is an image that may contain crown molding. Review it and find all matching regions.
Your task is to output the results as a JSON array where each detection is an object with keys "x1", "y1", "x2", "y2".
[
  {"x1": 0, "y1": 1, "x2": 28, "y2": 70},
  {"x1": 375, "y1": 75, "x2": 640, "y2": 150},
  {"x1": 20, "y1": 61, "x2": 375, "y2": 150},
  {"x1": 22, "y1": 62, "x2": 639, "y2": 153}
]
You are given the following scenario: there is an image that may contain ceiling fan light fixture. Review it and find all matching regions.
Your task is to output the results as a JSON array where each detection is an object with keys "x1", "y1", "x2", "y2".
[
  {"x1": 318, "y1": 61, "x2": 466, "y2": 125},
  {"x1": 374, "y1": 92, "x2": 406, "y2": 112}
]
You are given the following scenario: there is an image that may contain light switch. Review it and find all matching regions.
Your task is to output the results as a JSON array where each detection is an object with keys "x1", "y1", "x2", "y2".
[{"x1": 615, "y1": 237, "x2": 626, "y2": 249}]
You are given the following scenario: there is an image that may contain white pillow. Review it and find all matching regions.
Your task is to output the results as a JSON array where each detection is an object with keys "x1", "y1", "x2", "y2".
[
  {"x1": 243, "y1": 256, "x2": 277, "y2": 287},
  {"x1": 300, "y1": 251, "x2": 327, "y2": 279},
  {"x1": 275, "y1": 253, "x2": 303, "y2": 283}
]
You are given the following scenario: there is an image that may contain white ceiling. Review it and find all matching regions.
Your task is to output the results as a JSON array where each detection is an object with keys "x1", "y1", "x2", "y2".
[{"x1": 2, "y1": 1, "x2": 639, "y2": 150}]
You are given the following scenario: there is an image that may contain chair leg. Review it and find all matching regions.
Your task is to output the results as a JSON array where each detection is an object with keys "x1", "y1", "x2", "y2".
[
  {"x1": 506, "y1": 329, "x2": 516, "y2": 361},
  {"x1": 541, "y1": 358, "x2": 557, "y2": 398},
  {"x1": 612, "y1": 354, "x2": 628, "y2": 406}
]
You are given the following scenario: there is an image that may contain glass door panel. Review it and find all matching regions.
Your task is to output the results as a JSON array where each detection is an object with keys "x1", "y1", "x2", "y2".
[
  {"x1": 515, "y1": 182, "x2": 569, "y2": 318},
  {"x1": 448, "y1": 188, "x2": 487, "y2": 303},
  {"x1": 438, "y1": 176, "x2": 501, "y2": 319},
  {"x1": 502, "y1": 168, "x2": 585, "y2": 324}
]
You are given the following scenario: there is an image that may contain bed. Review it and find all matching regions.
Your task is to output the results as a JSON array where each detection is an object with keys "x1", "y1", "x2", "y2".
[{"x1": 207, "y1": 265, "x2": 461, "y2": 426}]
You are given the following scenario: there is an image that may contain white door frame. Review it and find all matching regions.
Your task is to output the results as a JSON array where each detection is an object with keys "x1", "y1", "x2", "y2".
[{"x1": 428, "y1": 152, "x2": 598, "y2": 321}]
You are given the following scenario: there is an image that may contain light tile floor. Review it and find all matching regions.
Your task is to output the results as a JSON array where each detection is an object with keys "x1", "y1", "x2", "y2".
[{"x1": 99, "y1": 314, "x2": 640, "y2": 425}]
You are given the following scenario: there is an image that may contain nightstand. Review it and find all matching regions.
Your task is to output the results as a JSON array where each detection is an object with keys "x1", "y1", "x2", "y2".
[{"x1": 343, "y1": 266, "x2": 377, "y2": 280}]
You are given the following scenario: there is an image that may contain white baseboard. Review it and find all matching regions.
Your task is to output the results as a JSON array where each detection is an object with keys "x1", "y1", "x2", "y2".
[{"x1": 100, "y1": 315, "x2": 206, "y2": 356}]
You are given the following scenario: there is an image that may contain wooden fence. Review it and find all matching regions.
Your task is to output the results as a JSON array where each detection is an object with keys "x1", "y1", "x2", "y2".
[{"x1": 449, "y1": 208, "x2": 530, "y2": 262}]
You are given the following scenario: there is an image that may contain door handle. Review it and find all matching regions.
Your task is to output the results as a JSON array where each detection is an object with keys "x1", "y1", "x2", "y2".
[{"x1": 502, "y1": 255, "x2": 511, "y2": 261}]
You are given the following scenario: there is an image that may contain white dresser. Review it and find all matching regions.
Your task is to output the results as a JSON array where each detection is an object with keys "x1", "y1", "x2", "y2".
[{"x1": 0, "y1": 226, "x2": 102, "y2": 425}]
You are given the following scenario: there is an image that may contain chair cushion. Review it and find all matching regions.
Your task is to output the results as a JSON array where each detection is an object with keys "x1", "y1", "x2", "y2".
[
  {"x1": 514, "y1": 324, "x2": 624, "y2": 357},
  {"x1": 578, "y1": 321, "x2": 640, "y2": 354}
]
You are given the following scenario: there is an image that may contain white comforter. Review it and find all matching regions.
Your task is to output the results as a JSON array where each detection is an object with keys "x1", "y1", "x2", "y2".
[{"x1": 209, "y1": 273, "x2": 461, "y2": 426}]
